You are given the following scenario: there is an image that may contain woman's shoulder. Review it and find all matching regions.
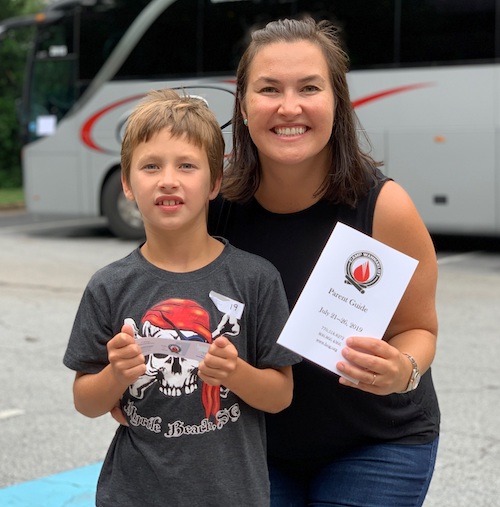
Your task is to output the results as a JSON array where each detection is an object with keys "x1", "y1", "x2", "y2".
[
  {"x1": 373, "y1": 180, "x2": 436, "y2": 261},
  {"x1": 375, "y1": 180, "x2": 421, "y2": 225}
]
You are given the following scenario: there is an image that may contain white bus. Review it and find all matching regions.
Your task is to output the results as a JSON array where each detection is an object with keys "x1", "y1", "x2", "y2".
[{"x1": 1, "y1": 0, "x2": 499, "y2": 239}]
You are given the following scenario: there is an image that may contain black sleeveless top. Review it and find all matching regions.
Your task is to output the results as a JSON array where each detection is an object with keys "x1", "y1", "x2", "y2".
[{"x1": 208, "y1": 170, "x2": 440, "y2": 466}]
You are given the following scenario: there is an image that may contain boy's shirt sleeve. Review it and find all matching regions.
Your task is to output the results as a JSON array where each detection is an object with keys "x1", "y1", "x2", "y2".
[{"x1": 63, "y1": 280, "x2": 112, "y2": 374}]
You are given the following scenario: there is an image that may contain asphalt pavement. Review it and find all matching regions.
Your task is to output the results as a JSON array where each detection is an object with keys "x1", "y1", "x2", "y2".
[{"x1": 0, "y1": 209, "x2": 499, "y2": 506}]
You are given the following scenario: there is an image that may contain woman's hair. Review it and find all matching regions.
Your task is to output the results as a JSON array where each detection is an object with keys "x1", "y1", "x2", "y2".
[
  {"x1": 121, "y1": 88, "x2": 224, "y2": 189},
  {"x1": 222, "y1": 16, "x2": 380, "y2": 206}
]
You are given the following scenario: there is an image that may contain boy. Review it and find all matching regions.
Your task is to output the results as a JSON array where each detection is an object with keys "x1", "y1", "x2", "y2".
[{"x1": 63, "y1": 89, "x2": 300, "y2": 506}]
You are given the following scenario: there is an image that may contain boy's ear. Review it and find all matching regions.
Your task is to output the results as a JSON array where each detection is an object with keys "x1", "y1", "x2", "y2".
[
  {"x1": 122, "y1": 173, "x2": 135, "y2": 201},
  {"x1": 209, "y1": 174, "x2": 222, "y2": 200}
]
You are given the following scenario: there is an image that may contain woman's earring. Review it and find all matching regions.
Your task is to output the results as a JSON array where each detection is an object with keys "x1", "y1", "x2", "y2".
[{"x1": 243, "y1": 118, "x2": 248, "y2": 126}]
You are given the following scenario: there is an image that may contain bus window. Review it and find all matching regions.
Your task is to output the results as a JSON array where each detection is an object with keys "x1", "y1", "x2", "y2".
[
  {"x1": 115, "y1": 0, "x2": 199, "y2": 78},
  {"x1": 400, "y1": 0, "x2": 496, "y2": 65},
  {"x1": 201, "y1": 0, "x2": 298, "y2": 74},
  {"x1": 296, "y1": 0, "x2": 396, "y2": 69},
  {"x1": 79, "y1": 0, "x2": 148, "y2": 81},
  {"x1": 200, "y1": 0, "x2": 398, "y2": 74},
  {"x1": 201, "y1": 0, "x2": 269, "y2": 74}
]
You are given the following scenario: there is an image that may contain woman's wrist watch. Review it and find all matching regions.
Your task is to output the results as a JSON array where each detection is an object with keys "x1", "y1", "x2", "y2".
[{"x1": 398, "y1": 353, "x2": 421, "y2": 393}]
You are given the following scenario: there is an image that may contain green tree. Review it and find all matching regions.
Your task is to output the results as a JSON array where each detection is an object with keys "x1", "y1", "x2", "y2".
[{"x1": 0, "y1": 0, "x2": 44, "y2": 188}]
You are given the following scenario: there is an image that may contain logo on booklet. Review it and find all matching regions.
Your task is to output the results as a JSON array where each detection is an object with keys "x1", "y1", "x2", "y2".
[{"x1": 344, "y1": 251, "x2": 382, "y2": 293}]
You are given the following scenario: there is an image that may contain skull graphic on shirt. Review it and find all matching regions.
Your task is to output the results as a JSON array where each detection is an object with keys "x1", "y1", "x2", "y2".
[{"x1": 127, "y1": 298, "x2": 220, "y2": 421}]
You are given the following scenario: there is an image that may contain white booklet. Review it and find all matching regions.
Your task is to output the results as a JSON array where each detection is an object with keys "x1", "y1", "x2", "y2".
[{"x1": 277, "y1": 222, "x2": 418, "y2": 381}]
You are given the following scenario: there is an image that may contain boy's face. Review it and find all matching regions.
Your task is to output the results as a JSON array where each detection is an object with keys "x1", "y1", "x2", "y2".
[{"x1": 122, "y1": 128, "x2": 220, "y2": 235}]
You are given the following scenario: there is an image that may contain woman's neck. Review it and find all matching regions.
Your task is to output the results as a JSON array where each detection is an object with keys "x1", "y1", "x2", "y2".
[{"x1": 255, "y1": 159, "x2": 329, "y2": 213}]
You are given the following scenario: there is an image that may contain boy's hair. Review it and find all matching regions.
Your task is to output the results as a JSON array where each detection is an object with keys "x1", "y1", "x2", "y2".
[{"x1": 121, "y1": 88, "x2": 224, "y2": 188}]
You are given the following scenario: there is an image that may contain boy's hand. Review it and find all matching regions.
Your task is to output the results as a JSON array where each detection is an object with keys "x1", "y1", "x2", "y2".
[
  {"x1": 198, "y1": 336, "x2": 238, "y2": 386},
  {"x1": 107, "y1": 324, "x2": 146, "y2": 387}
]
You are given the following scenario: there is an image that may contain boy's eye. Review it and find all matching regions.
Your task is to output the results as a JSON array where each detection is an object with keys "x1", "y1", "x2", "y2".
[
  {"x1": 143, "y1": 164, "x2": 158, "y2": 171},
  {"x1": 180, "y1": 163, "x2": 195, "y2": 170}
]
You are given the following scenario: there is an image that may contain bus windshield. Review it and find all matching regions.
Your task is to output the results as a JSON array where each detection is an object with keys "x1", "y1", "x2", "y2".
[
  {"x1": 25, "y1": 21, "x2": 76, "y2": 142},
  {"x1": 23, "y1": 0, "x2": 154, "y2": 143}
]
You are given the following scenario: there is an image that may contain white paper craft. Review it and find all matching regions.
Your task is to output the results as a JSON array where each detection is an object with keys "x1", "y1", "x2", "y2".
[
  {"x1": 135, "y1": 335, "x2": 209, "y2": 362},
  {"x1": 124, "y1": 318, "x2": 210, "y2": 362},
  {"x1": 277, "y1": 222, "x2": 418, "y2": 382}
]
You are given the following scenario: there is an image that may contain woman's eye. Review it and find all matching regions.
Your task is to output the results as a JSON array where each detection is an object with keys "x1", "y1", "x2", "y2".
[
  {"x1": 260, "y1": 87, "x2": 278, "y2": 94},
  {"x1": 303, "y1": 85, "x2": 320, "y2": 93}
]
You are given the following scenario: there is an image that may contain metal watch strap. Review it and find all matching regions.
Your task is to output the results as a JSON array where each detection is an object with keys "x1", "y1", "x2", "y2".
[{"x1": 398, "y1": 353, "x2": 419, "y2": 393}]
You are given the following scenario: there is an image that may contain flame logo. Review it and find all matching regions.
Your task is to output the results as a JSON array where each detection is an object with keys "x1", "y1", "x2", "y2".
[
  {"x1": 345, "y1": 251, "x2": 382, "y2": 293},
  {"x1": 353, "y1": 261, "x2": 370, "y2": 283}
]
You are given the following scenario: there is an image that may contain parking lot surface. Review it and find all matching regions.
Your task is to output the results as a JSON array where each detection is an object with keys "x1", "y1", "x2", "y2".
[{"x1": 0, "y1": 211, "x2": 499, "y2": 506}]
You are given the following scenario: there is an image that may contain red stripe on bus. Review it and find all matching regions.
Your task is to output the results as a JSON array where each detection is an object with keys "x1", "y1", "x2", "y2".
[
  {"x1": 81, "y1": 83, "x2": 432, "y2": 152},
  {"x1": 80, "y1": 94, "x2": 145, "y2": 152},
  {"x1": 352, "y1": 83, "x2": 433, "y2": 108}
]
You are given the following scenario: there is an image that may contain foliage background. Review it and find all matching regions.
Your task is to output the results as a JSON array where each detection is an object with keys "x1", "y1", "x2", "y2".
[{"x1": 0, "y1": 0, "x2": 44, "y2": 188}]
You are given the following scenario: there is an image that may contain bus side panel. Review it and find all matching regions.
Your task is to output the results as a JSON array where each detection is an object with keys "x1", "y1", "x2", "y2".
[
  {"x1": 84, "y1": 150, "x2": 119, "y2": 217},
  {"x1": 388, "y1": 129, "x2": 495, "y2": 234},
  {"x1": 23, "y1": 136, "x2": 83, "y2": 217},
  {"x1": 349, "y1": 64, "x2": 499, "y2": 235}
]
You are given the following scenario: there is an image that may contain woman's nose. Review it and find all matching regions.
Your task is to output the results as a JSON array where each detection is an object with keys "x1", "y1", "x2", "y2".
[{"x1": 278, "y1": 91, "x2": 302, "y2": 116}]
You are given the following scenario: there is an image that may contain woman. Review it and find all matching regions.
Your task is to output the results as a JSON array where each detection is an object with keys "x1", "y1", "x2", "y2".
[{"x1": 209, "y1": 16, "x2": 440, "y2": 507}]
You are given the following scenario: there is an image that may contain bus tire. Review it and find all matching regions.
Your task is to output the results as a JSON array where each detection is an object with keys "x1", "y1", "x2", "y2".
[{"x1": 102, "y1": 170, "x2": 145, "y2": 240}]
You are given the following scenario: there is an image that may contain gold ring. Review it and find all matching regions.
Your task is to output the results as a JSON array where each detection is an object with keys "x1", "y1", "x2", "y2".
[{"x1": 371, "y1": 373, "x2": 377, "y2": 385}]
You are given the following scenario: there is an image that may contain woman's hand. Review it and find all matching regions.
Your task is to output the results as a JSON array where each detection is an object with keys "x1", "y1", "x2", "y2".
[{"x1": 336, "y1": 336, "x2": 411, "y2": 395}]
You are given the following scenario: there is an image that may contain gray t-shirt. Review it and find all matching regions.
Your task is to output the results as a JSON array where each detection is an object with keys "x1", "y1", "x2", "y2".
[{"x1": 63, "y1": 239, "x2": 300, "y2": 507}]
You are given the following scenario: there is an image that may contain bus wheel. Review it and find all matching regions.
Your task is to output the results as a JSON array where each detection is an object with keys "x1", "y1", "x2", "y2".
[{"x1": 102, "y1": 170, "x2": 145, "y2": 240}]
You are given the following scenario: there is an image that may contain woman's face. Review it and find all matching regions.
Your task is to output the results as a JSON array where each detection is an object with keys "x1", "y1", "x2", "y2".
[{"x1": 242, "y1": 40, "x2": 335, "y2": 168}]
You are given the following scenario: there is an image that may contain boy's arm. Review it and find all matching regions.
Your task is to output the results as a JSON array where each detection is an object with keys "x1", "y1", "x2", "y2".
[
  {"x1": 73, "y1": 325, "x2": 146, "y2": 418},
  {"x1": 198, "y1": 337, "x2": 293, "y2": 413}
]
